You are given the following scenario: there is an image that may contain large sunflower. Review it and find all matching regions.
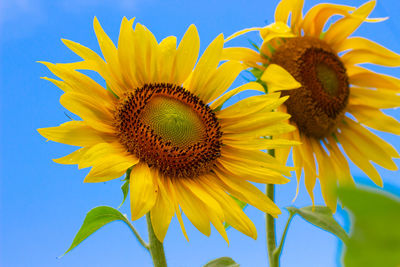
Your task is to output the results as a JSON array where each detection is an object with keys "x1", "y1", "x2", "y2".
[
  {"x1": 38, "y1": 17, "x2": 301, "y2": 242},
  {"x1": 224, "y1": 0, "x2": 400, "y2": 211}
]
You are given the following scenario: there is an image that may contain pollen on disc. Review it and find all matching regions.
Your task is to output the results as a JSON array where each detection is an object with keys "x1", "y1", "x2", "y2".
[{"x1": 140, "y1": 96, "x2": 205, "y2": 148}]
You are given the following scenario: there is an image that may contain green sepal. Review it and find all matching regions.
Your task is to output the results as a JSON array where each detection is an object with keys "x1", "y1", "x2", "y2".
[
  {"x1": 106, "y1": 84, "x2": 119, "y2": 99},
  {"x1": 286, "y1": 206, "x2": 348, "y2": 242},
  {"x1": 203, "y1": 257, "x2": 240, "y2": 267},
  {"x1": 224, "y1": 195, "x2": 247, "y2": 229},
  {"x1": 338, "y1": 186, "x2": 400, "y2": 267},
  {"x1": 118, "y1": 167, "x2": 132, "y2": 209},
  {"x1": 61, "y1": 206, "x2": 134, "y2": 257}
]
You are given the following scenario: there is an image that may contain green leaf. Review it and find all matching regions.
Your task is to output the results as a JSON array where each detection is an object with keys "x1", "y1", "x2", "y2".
[
  {"x1": 203, "y1": 257, "x2": 239, "y2": 267},
  {"x1": 338, "y1": 186, "x2": 400, "y2": 267},
  {"x1": 118, "y1": 168, "x2": 131, "y2": 209},
  {"x1": 62, "y1": 206, "x2": 133, "y2": 256},
  {"x1": 286, "y1": 206, "x2": 348, "y2": 242},
  {"x1": 224, "y1": 196, "x2": 247, "y2": 229}
]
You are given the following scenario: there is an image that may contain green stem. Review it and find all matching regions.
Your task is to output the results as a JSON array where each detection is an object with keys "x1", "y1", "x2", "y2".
[
  {"x1": 146, "y1": 213, "x2": 168, "y2": 267},
  {"x1": 273, "y1": 212, "x2": 294, "y2": 263},
  {"x1": 126, "y1": 221, "x2": 149, "y2": 250},
  {"x1": 266, "y1": 183, "x2": 277, "y2": 267}
]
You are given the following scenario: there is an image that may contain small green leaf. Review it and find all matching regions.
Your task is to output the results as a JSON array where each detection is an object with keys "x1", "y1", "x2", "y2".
[
  {"x1": 286, "y1": 206, "x2": 348, "y2": 242},
  {"x1": 62, "y1": 206, "x2": 133, "y2": 256},
  {"x1": 339, "y1": 186, "x2": 400, "y2": 267},
  {"x1": 224, "y1": 196, "x2": 247, "y2": 229},
  {"x1": 118, "y1": 168, "x2": 131, "y2": 209},
  {"x1": 203, "y1": 257, "x2": 239, "y2": 267}
]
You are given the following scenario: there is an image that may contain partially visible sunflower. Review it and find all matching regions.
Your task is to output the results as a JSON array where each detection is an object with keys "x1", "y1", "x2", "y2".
[
  {"x1": 224, "y1": 0, "x2": 400, "y2": 211},
  {"x1": 38, "y1": 17, "x2": 301, "y2": 242}
]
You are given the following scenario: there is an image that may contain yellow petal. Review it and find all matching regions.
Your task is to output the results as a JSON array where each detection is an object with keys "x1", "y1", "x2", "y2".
[
  {"x1": 223, "y1": 122, "x2": 296, "y2": 139},
  {"x1": 53, "y1": 147, "x2": 90, "y2": 165},
  {"x1": 222, "y1": 111, "x2": 291, "y2": 133},
  {"x1": 336, "y1": 128, "x2": 383, "y2": 186},
  {"x1": 79, "y1": 142, "x2": 137, "y2": 169},
  {"x1": 217, "y1": 158, "x2": 290, "y2": 185},
  {"x1": 133, "y1": 23, "x2": 159, "y2": 84},
  {"x1": 344, "y1": 118, "x2": 399, "y2": 160},
  {"x1": 225, "y1": 27, "x2": 262, "y2": 43},
  {"x1": 130, "y1": 163, "x2": 158, "y2": 220},
  {"x1": 40, "y1": 77, "x2": 70, "y2": 92},
  {"x1": 341, "y1": 50, "x2": 400, "y2": 67},
  {"x1": 201, "y1": 178, "x2": 257, "y2": 239},
  {"x1": 201, "y1": 61, "x2": 245, "y2": 104},
  {"x1": 93, "y1": 17, "x2": 118, "y2": 65},
  {"x1": 302, "y1": 138, "x2": 317, "y2": 205},
  {"x1": 39, "y1": 61, "x2": 115, "y2": 109},
  {"x1": 348, "y1": 104, "x2": 400, "y2": 134},
  {"x1": 222, "y1": 47, "x2": 265, "y2": 68},
  {"x1": 38, "y1": 121, "x2": 113, "y2": 146},
  {"x1": 180, "y1": 179, "x2": 224, "y2": 220},
  {"x1": 312, "y1": 141, "x2": 337, "y2": 212},
  {"x1": 223, "y1": 137, "x2": 300, "y2": 151},
  {"x1": 185, "y1": 34, "x2": 224, "y2": 96},
  {"x1": 164, "y1": 178, "x2": 189, "y2": 241},
  {"x1": 84, "y1": 155, "x2": 136, "y2": 183},
  {"x1": 61, "y1": 39, "x2": 123, "y2": 97},
  {"x1": 117, "y1": 17, "x2": 137, "y2": 88},
  {"x1": 221, "y1": 145, "x2": 293, "y2": 176},
  {"x1": 337, "y1": 37, "x2": 400, "y2": 60},
  {"x1": 347, "y1": 65, "x2": 400, "y2": 90},
  {"x1": 214, "y1": 168, "x2": 281, "y2": 217},
  {"x1": 302, "y1": 3, "x2": 355, "y2": 36},
  {"x1": 150, "y1": 177, "x2": 174, "y2": 242},
  {"x1": 216, "y1": 93, "x2": 281, "y2": 119},
  {"x1": 158, "y1": 36, "x2": 177, "y2": 83},
  {"x1": 324, "y1": 1, "x2": 376, "y2": 49},
  {"x1": 274, "y1": 0, "x2": 304, "y2": 33},
  {"x1": 60, "y1": 92, "x2": 115, "y2": 133},
  {"x1": 349, "y1": 87, "x2": 400, "y2": 109},
  {"x1": 324, "y1": 137, "x2": 354, "y2": 188},
  {"x1": 261, "y1": 64, "x2": 301, "y2": 93},
  {"x1": 174, "y1": 180, "x2": 211, "y2": 236},
  {"x1": 173, "y1": 24, "x2": 200, "y2": 85},
  {"x1": 210, "y1": 82, "x2": 265, "y2": 110}
]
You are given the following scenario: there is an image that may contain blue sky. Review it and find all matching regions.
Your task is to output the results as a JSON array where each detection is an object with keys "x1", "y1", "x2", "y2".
[{"x1": 1, "y1": 0, "x2": 400, "y2": 266}]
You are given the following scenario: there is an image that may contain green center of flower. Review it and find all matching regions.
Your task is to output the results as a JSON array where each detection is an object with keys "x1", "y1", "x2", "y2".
[
  {"x1": 270, "y1": 36, "x2": 349, "y2": 139},
  {"x1": 115, "y1": 83, "x2": 222, "y2": 178},
  {"x1": 316, "y1": 63, "x2": 339, "y2": 96},
  {"x1": 140, "y1": 96, "x2": 205, "y2": 148}
]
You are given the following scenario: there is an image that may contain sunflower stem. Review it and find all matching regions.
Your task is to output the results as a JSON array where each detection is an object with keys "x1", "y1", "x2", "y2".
[
  {"x1": 266, "y1": 183, "x2": 277, "y2": 267},
  {"x1": 146, "y1": 213, "x2": 168, "y2": 267},
  {"x1": 266, "y1": 148, "x2": 278, "y2": 267},
  {"x1": 273, "y1": 211, "x2": 295, "y2": 263}
]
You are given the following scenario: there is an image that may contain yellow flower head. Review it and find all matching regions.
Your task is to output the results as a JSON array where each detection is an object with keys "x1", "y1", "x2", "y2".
[
  {"x1": 38, "y1": 17, "x2": 300, "y2": 242},
  {"x1": 225, "y1": 0, "x2": 400, "y2": 212}
]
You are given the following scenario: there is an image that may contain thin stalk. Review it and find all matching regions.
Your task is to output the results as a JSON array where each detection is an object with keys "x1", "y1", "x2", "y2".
[
  {"x1": 146, "y1": 213, "x2": 168, "y2": 267},
  {"x1": 266, "y1": 184, "x2": 277, "y2": 267},
  {"x1": 273, "y1": 212, "x2": 295, "y2": 263},
  {"x1": 266, "y1": 149, "x2": 277, "y2": 267},
  {"x1": 127, "y1": 221, "x2": 149, "y2": 250}
]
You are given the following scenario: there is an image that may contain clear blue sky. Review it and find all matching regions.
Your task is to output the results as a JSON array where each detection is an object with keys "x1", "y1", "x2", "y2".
[{"x1": 1, "y1": 0, "x2": 399, "y2": 266}]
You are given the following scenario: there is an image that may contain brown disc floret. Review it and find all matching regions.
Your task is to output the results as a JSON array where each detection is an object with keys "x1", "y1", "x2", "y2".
[
  {"x1": 115, "y1": 83, "x2": 222, "y2": 178},
  {"x1": 270, "y1": 36, "x2": 350, "y2": 139}
]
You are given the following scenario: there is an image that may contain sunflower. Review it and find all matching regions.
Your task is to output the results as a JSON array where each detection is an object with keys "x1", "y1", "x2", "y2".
[
  {"x1": 224, "y1": 0, "x2": 400, "y2": 211},
  {"x1": 38, "y1": 17, "x2": 301, "y2": 242}
]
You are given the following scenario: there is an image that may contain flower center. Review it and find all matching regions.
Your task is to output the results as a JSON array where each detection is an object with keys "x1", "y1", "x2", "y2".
[
  {"x1": 115, "y1": 83, "x2": 222, "y2": 178},
  {"x1": 270, "y1": 36, "x2": 349, "y2": 139}
]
